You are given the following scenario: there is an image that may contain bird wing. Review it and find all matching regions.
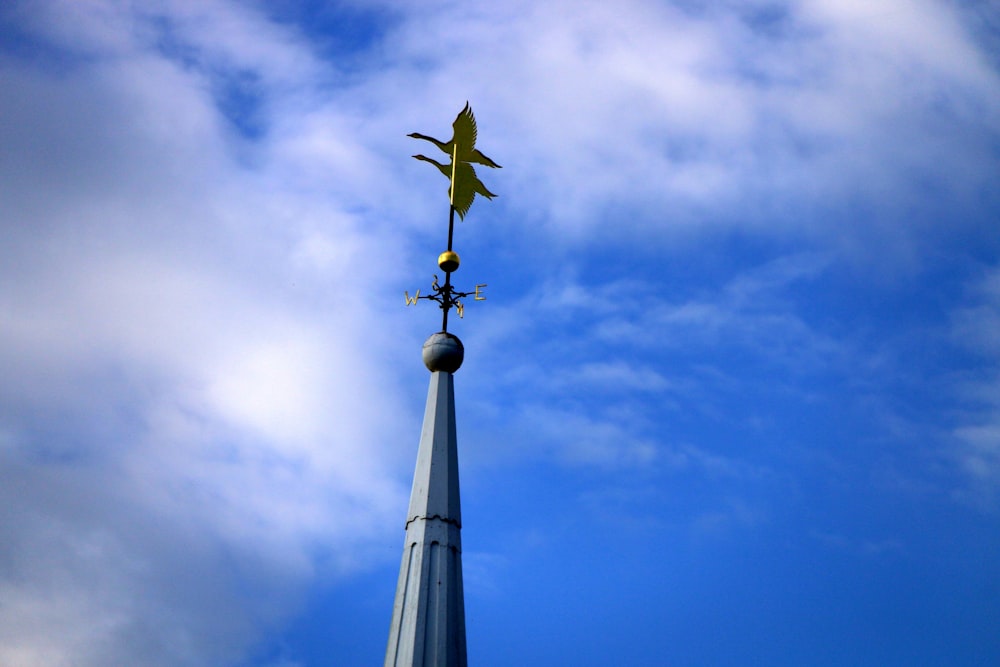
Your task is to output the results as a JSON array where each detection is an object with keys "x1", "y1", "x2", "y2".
[
  {"x1": 449, "y1": 161, "x2": 477, "y2": 220},
  {"x1": 450, "y1": 162, "x2": 499, "y2": 219},
  {"x1": 451, "y1": 102, "x2": 478, "y2": 160},
  {"x1": 469, "y1": 148, "x2": 501, "y2": 169},
  {"x1": 471, "y1": 173, "x2": 497, "y2": 199}
]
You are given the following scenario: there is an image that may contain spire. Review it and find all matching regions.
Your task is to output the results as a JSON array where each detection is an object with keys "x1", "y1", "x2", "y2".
[
  {"x1": 385, "y1": 334, "x2": 467, "y2": 667},
  {"x1": 389, "y1": 103, "x2": 498, "y2": 666}
]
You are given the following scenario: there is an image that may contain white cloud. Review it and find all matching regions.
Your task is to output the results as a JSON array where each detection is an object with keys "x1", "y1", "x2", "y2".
[
  {"x1": 578, "y1": 253, "x2": 844, "y2": 374},
  {"x1": 0, "y1": 4, "x2": 414, "y2": 664},
  {"x1": 555, "y1": 361, "x2": 673, "y2": 393},
  {"x1": 950, "y1": 267, "x2": 1000, "y2": 510}
]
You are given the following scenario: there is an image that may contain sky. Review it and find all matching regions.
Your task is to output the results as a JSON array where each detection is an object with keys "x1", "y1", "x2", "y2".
[{"x1": 1, "y1": 0, "x2": 999, "y2": 665}]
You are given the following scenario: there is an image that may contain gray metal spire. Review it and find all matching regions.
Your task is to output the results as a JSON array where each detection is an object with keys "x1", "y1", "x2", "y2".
[{"x1": 385, "y1": 333, "x2": 467, "y2": 667}]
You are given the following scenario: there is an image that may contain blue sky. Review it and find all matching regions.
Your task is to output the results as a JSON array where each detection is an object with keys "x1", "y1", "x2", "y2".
[{"x1": 1, "y1": 0, "x2": 999, "y2": 665}]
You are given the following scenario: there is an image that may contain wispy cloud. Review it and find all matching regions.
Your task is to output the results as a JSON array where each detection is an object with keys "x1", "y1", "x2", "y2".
[{"x1": 949, "y1": 267, "x2": 1000, "y2": 510}]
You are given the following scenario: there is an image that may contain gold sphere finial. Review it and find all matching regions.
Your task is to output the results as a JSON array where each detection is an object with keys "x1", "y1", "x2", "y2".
[{"x1": 438, "y1": 250, "x2": 460, "y2": 273}]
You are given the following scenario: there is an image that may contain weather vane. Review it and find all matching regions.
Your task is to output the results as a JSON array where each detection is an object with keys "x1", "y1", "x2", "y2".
[{"x1": 405, "y1": 102, "x2": 501, "y2": 332}]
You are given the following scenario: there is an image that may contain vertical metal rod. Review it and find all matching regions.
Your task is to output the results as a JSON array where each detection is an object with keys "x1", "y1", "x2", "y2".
[
  {"x1": 449, "y1": 144, "x2": 458, "y2": 207},
  {"x1": 443, "y1": 143, "x2": 459, "y2": 332},
  {"x1": 447, "y1": 143, "x2": 457, "y2": 250},
  {"x1": 447, "y1": 205, "x2": 455, "y2": 251},
  {"x1": 441, "y1": 270, "x2": 451, "y2": 332},
  {"x1": 442, "y1": 203, "x2": 456, "y2": 332}
]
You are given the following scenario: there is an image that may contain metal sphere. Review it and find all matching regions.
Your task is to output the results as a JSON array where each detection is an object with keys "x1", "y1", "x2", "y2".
[
  {"x1": 438, "y1": 251, "x2": 460, "y2": 273},
  {"x1": 422, "y1": 332, "x2": 464, "y2": 373}
]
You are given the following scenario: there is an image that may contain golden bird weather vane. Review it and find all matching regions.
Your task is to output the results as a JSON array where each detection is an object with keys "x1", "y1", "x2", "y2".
[
  {"x1": 409, "y1": 102, "x2": 501, "y2": 221},
  {"x1": 405, "y1": 103, "x2": 500, "y2": 332}
]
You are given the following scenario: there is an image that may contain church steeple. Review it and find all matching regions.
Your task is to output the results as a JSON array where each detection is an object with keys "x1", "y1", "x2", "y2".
[{"x1": 384, "y1": 334, "x2": 467, "y2": 666}]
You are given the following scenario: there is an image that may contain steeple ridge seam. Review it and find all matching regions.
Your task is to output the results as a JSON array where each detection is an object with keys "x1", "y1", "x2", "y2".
[{"x1": 404, "y1": 514, "x2": 462, "y2": 529}]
